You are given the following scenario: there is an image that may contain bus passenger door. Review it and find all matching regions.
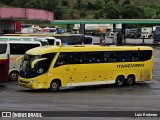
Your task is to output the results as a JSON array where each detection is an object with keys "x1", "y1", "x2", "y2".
[
  {"x1": 64, "y1": 65, "x2": 78, "y2": 86},
  {"x1": 53, "y1": 52, "x2": 80, "y2": 87},
  {"x1": 53, "y1": 64, "x2": 78, "y2": 87}
]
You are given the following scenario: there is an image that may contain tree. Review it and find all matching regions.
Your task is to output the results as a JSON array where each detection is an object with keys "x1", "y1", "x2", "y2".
[
  {"x1": 44, "y1": 0, "x2": 60, "y2": 12},
  {"x1": 87, "y1": 1, "x2": 97, "y2": 10},
  {"x1": 24, "y1": 0, "x2": 44, "y2": 9},
  {"x1": 61, "y1": 0, "x2": 68, "y2": 6},
  {"x1": 11, "y1": 0, "x2": 27, "y2": 7},
  {"x1": 143, "y1": 6, "x2": 156, "y2": 19},
  {"x1": 54, "y1": 5, "x2": 70, "y2": 19},
  {"x1": 94, "y1": 10, "x2": 105, "y2": 19},
  {"x1": 103, "y1": 0, "x2": 120, "y2": 19},
  {"x1": 96, "y1": 0, "x2": 105, "y2": 10},
  {"x1": 113, "y1": 0, "x2": 119, "y2": 4},
  {"x1": 69, "y1": 9, "x2": 80, "y2": 19},
  {"x1": 122, "y1": 4, "x2": 144, "y2": 19},
  {"x1": 122, "y1": 0, "x2": 130, "y2": 7},
  {"x1": 76, "y1": 0, "x2": 82, "y2": 9},
  {"x1": 80, "y1": 10, "x2": 87, "y2": 18},
  {"x1": 1, "y1": 0, "x2": 13, "y2": 4}
]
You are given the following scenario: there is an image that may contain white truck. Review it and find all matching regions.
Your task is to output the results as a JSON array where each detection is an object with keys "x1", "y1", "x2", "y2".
[{"x1": 141, "y1": 27, "x2": 152, "y2": 39}]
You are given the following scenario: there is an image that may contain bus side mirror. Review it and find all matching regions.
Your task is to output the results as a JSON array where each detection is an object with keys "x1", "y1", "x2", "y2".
[
  {"x1": 31, "y1": 58, "x2": 47, "y2": 69},
  {"x1": 15, "y1": 56, "x2": 23, "y2": 65}
]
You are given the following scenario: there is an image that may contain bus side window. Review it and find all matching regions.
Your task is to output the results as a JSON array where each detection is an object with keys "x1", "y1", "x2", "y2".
[
  {"x1": 123, "y1": 52, "x2": 132, "y2": 62},
  {"x1": 70, "y1": 52, "x2": 84, "y2": 64},
  {"x1": 110, "y1": 52, "x2": 117, "y2": 62},
  {"x1": 132, "y1": 52, "x2": 139, "y2": 61},
  {"x1": 145, "y1": 50, "x2": 152, "y2": 60},
  {"x1": 139, "y1": 50, "x2": 152, "y2": 61},
  {"x1": 40, "y1": 53, "x2": 55, "y2": 72},
  {"x1": 104, "y1": 52, "x2": 110, "y2": 62},
  {"x1": 55, "y1": 55, "x2": 66, "y2": 67},
  {"x1": 116, "y1": 52, "x2": 124, "y2": 62}
]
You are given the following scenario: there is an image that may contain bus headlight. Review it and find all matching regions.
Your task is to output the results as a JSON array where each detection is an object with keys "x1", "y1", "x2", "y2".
[{"x1": 30, "y1": 80, "x2": 37, "y2": 83}]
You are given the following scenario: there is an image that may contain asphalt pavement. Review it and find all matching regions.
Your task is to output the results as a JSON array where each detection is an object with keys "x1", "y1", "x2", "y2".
[
  {"x1": 93, "y1": 36, "x2": 155, "y2": 45},
  {"x1": 0, "y1": 42, "x2": 160, "y2": 120}
]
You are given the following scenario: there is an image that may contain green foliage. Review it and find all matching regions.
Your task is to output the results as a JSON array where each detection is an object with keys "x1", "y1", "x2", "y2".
[
  {"x1": 87, "y1": 1, "x2": 97, "y2": 10},
  {"x1": 122, "y1": 0, "x2": 130, "y2": 7},
  {"x1": 1, "y1": 0, "x2": 13, "y2": 4},
  {"x1": 61, "y1": 0, "x2": 69, "y2": 6},
  {"x1": 122, "y1": 4, "x2": 144, "y2": 19},
  {"x1": 1, "y1": 0, "x2": 160, "y2": 19},
  {"x1": 10, "y1": 0, "x2": 27, "y2": 7},
  {"x1": 103, "y1": 0, "x2": 120, "y2": 19}
]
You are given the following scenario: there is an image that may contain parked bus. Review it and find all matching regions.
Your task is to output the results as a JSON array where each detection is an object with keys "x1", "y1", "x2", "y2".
[
  {"x1": 5, "y1": 34, "x2": 93, "y2": 45},
  {"x1": 0, "y1": 41, "x2": 41, "y2": 81},
  {"x1": 0, "y1": 44, "x2": 9, "y2": 83},
  {"x1": 18, "y1": 45, "x2": 153, "y2": 91},
  {"x1": 0, "y1": 36, "x2": 49, "y2": 46}
]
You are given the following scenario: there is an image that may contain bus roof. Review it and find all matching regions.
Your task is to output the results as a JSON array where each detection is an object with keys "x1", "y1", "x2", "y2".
[
  {"x1": 26, "y1": 45, "x2": 153, "y2": 55},
  {"x1": 5, "y1": 33, "x2": 70, "y2": 37},
  {"x1": 2, "y1": 36, "x2": 37, "y2": 38},
  {"x1": 0, "y1": 40, "x2": 41, "y2": 44},
  {"x1": 0, "y1": 36, "x2": 37, "y2": 40},
  {"x1": 5, "y1": 33, "x2": 84, "y2": 37},
  {"x1": 0, "y1": 36, "x2": 49, "y2": 42}
]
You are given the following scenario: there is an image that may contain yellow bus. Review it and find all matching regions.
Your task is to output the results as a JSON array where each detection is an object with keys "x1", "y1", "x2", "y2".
[{"x1": 18, "y1": 45, "x2": 154, "y2": 91}]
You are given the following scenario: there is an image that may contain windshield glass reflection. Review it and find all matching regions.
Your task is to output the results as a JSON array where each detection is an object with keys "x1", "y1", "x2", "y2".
[{"x1": 20, "y1": 53, "x2": 56, "y2": 78}]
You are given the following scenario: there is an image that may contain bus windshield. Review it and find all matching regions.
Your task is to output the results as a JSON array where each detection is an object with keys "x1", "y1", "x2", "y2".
[
  {"x1": 154, "y1": 29, "x2": 160, "y2": 34},
  {"x1": 20, "y1": 54, "x2": 40, "y2": 78},
  {"x1": 20, "y1": 53, "x2": 56, "y2": 78}
]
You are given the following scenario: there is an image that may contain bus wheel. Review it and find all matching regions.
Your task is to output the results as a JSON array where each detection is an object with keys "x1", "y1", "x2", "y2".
[
  {"x1": 126, "y1": 75, "x2": 135, "y2": 86},
  {"x1": 9, "y1": 71, "x2": 18, "y2": 81},
  {"x1": 115, "y1": 76, "x2": 125, "y2": 87},
  {"x1": 50, "y1": 80, "x2": 60, "y2": 92}
]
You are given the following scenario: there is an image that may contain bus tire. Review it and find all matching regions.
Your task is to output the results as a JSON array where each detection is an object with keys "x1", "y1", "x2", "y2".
[
  {"x1": 126, "y1": 75, "x2": 135, "y2": 86},
  {"x1": 115, "y1": 76, "x2": 125, "y2": 87},
  {"x1": 50, "y1": 80, "x2": 60, "y2": 92},
  {"x1": 9, "y1": 71, "x2": 18, "y2": 81}
]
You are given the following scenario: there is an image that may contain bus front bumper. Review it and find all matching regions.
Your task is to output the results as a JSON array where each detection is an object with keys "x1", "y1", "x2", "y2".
[
  {"x1": 18, "y1": 78, "x2": 46, "y2": 89},
  {"x1": 18, "y1": 80, "x2": 33, "y2": 88},
  {"x1": 18, "y1": 79, "x2": 38, "y2": 89}
]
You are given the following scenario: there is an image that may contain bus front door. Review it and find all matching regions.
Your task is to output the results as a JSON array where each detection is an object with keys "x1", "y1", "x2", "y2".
[
  {"x1": 64, "y1": 65, "x2": 78, "y2": 86},
  {"x1": 52, "y1": 64, "x2": 78, "y2": 87}
]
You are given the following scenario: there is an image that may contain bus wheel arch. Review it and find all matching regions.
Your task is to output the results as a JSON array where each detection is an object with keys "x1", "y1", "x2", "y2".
[
  {"x1": 126, "y1": 74, "x2": 135, "y2": 86},
  {"x1": 115, "y1": 75, "x2": 125, "y2": 87},
  {"x1": 9, "y1": 70, "x2": 19, "y2": 81},
  {"x1": 50, "y1": 79, "x2": 61, "y2": 92}
]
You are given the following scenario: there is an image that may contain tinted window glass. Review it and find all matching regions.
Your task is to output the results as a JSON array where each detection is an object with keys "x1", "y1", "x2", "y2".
[
  {"x1": 47, "y1": 39, "x2": 55, "y2": 45},
  {"x1": 54, "y1": 50, "x2": 152, "y2": 67},
  {"x1": 0, "y1": 44, "x2": 7, "y2": 54},
  {"x1": 10, "y1": 43, "x2": 40, "y2": 55},
  {"x1": 131, "y1": 51, "x2": 139, "y2": 61},
  {"x1": 40, "y1": 53, "x2": 56, "y2": 73},
  {"x1": 55, "y1": 53, "x2": 70, "y2": 67},
  {"x1": 139, "y1": 50, "x2": 152, "y2": 61}
]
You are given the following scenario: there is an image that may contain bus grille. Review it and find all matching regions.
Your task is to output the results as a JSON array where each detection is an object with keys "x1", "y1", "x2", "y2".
[{"x1": 19, "y1": 80, "x2": 29, "y2": 84}]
